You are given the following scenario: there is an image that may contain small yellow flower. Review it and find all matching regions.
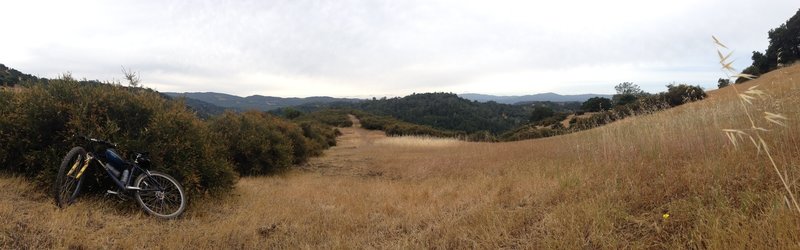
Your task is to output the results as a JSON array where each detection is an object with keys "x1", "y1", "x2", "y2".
[{"x1": 662, "y1": 213, "x2": 670, "y2": 219}]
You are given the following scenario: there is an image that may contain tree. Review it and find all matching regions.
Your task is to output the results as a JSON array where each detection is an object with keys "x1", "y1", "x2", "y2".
[
  {"x1": 282, "y1": 108, "x2": 303, "y2": 119},
  {"x1": 581, "y1": 97, "x2": 612, "y2": 112},
  {"x1": 717, "y1": 78, "x2": 730, "y2": 89},
  {"x1": 614, "y1": 94, "x2": 638, "y2": 106},
  {"x1": 529, "y1": 106, "x2": 554, "y2": 123},
  {"x1": 664, "y1": 84, "x2": 707, "y2": 106},
  {"x1": 736, "y1": 66, "x2": 760, "y2": 84},
  {"x1": 614, "y1": 82, "x2": 645, "y2": 95},
  {"x1": 122, "y1": 66, "x2": 141, "y2": 88},
  {"x1": 613, "y1": 82, "x2": 646, "y2": 106},
  {"x1": 742, "y1": 9, "x2": 800, "y2": 77},
  {"x1": 751, "y1": 51, "x2": 769, "y2": 74}
]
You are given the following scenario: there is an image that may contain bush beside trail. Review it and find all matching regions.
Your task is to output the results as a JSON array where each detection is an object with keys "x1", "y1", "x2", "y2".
[
  {"x1": 0, "y1": 80, "x2": 237, "y2": 196},
  {"x1": 0, "y1": 79, "x2": 341, "y2": 196},
  {"x1": 291, "y1": 109, "x2": 354, "y2": 128},
  {"x1": 209, "y1": 111, "x2": 338, "y2": 175}
]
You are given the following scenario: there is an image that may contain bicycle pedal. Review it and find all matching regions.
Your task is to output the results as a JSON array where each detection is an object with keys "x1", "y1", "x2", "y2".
[{"x1": 106, "y1": 190, "x2": 119, "y2": 195}]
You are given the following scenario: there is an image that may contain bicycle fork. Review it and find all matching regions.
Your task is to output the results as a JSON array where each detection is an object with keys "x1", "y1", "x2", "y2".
[{"x1": 66, "y1": 154, "x2": 93, "y2": 179}]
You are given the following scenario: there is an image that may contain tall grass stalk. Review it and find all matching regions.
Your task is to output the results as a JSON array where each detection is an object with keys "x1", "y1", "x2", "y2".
[{"x1": 714, "y1": 36, "x2": 800, "y2": 213}]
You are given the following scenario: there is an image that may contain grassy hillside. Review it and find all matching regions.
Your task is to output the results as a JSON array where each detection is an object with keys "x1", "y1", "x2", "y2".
[{"x1": 3, "y1": 65, "x2": 799, "y2": 248}]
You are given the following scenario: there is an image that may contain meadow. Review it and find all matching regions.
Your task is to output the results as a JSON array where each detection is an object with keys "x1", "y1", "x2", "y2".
[{"x1": 2, "y1": 65, "x2": 800, "y2": 249}]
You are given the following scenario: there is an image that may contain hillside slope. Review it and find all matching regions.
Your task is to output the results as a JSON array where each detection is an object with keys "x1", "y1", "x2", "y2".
[
  {"x1": 164, "y1": 92, "x2": 362, "y2": 111},
  {"x1": 460, "y1": 92, "x2": 612, "y2": 104},
  {"x1": 2, "y1": 65, "x2": 800, "y2": 248}
]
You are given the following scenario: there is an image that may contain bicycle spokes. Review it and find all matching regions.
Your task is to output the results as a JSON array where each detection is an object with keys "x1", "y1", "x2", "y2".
[{"x1": 138, "y1": 175, "x2": 183, "y2": 217}]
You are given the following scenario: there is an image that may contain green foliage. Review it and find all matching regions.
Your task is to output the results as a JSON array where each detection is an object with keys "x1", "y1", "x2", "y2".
[
  {"x1": 534, "y1": 112, "x2": 569, "y2": 127},
  {"x1": 582, "y1": 97, "x2": 612, "y2": 112},
  {"x1": 664, "y1": 84, "x2": 707, "y2": 106},
  {"x1": 612, "y1": 82, "x2": 646, "y2": 106},
  {"x1": 736, "y1": 65, "x2": 761, "y2": 84},
  {"x1": 299, "y1": 121, "x2": 339, "y2": 150},
  {"x1": 529, "y1": 106, "x2": 555, "y2": 123},
  {"x1": 571, "y1": 111, "x2": 623, "y2": 131},
  {"x1": 354, "y1": 111, "x2": 461, "y2": 138},
  {"x1": 282, "y1": 107, "x2": 303, "y2": 119},
  {"x1": 570, "y1": 84, "x2": 702, "y2": 132},
  {"x1": 500, "y1": 125, "x2": 559, "y2": 141},
  {"x1": 514, "y1": 101, "x2": 583, "y2": 113},
  {"x1": 0, "y1": 64, "x2": 43, "y2": 87},
  {"x1": 0, "y1": 80, "x2": 238, "y2": 196},
  {"x1": 751, "y1": 51, "x2": 770, "y2": 74},
  {"x1": 294, "y1": 109, "x2": 353, "y2": 127},
  {"x1": 614, "y1": 82, "x2": 645, "y2": 95},
  {"x1": 209, "y1": 111, "x2": 330, "y2": 175},
  {"x1": 466, "y1": 131, "x2": 497, "y2": 142},
  {"x1": 354, "y1": 93, "x2": 528, "y2": 134},
  {"x1": 614, "y1": 94, "x2": 638, "y2": 106},
  {"x1": 742, "y1": 9, "x2": 800, "y2": 77},
  {"x1": 717, "y1": 78, "x2": 730, "y2": 88}
]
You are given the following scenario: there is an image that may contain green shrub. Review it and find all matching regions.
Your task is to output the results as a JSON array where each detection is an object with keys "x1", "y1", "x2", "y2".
[
  {"x1": 0, "y1": 80, "x2": 238, "y2": 196},
  {"x1": 534, "y1": 112, "x2": 569, "y2": 127},
  {"x1": 664, "y1": 84, "x2": 707, "y2": 106},
  {"x1": 273, "y1": 117, "x2": 317, "y2": 164},
  {"x1": 466, "y1": 130, "x2": 497, "y2": 142},
  {"x1": 500, "y1": 126, "x2": 559, "y2": 141},
  {"x1": 296, "y1": 109, "x2": 353, "y2": 127},
  {"x1": 299, "y1": 121, "x2": 339, "y2": 150},
  {"x1": 718, "y1": 78, "x2": 731, "y2": 88},
  {"x1": 209, "y1": 111, "x2": 337, "y2": 175},
  {"x1": 209, "y1": 111, "x2": 294, "y2": 175},
  {"x1": 282, "y1": 107, "x2": 303, "y2": 119},
  {"x1": 581, "y1": 97, "x2": 612, "y2": 112},
  {"x1": 529, "y1": 106, "x2": 555, "y2": 123},
  {"x1": 571, "y1": 112, "x2": 616, "y2": 130}
]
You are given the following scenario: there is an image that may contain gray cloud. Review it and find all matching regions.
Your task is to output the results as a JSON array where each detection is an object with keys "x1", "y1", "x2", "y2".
[{"x1": 1, "y1": 0, "x2": 798, "y2": 97}]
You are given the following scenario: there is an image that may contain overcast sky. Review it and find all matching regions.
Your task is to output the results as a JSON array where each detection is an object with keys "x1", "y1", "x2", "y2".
[{"x1": 2, "y1": 0, "x2": 798, "y2": 98}]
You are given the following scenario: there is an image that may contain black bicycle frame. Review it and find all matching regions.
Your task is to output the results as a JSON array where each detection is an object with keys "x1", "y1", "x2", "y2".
[{"x1": 87, "y1": 153, "x2": 160, "y2": 193}]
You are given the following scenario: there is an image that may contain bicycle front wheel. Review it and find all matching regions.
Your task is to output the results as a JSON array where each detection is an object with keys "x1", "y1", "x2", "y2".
[
  {"x1": 134, "y1": 171, "x2": 187, "y2": 219},
  {"x1": 53, "y1": 147, "x2": 88, "y2": 208}
]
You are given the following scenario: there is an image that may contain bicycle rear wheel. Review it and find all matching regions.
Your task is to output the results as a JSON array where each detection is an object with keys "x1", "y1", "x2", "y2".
[
  {"x1": 134, "y1": 171, "x2": 187, "y2": 219},
  {"x1": 53, "y1": 147, "x2": 88, "y2": 208}
]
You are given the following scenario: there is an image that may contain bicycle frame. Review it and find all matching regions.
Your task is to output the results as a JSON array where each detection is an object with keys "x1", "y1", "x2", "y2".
[{"x1": 66, "y1": 152, "x2": 160, "y2": 193}]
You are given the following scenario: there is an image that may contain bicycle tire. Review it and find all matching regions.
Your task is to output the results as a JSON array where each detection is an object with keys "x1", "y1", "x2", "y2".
[
  {"x1": 53, "y1": 147, "x2": 88, "y2": 208},
  {"x1": 133, "y1": 171, "x2": 187, "y2": 219}
]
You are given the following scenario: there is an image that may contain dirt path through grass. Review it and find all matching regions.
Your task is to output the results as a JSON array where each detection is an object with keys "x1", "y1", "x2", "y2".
[{"x1": 296, "y1": 115, "x2": 388, "y2": 177}]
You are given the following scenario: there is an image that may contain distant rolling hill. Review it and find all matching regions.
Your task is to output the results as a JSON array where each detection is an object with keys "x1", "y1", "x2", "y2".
[
  {"x1": 459, "y1": 93, "x2": 612, "y2": 104},
  {"x1": 163, "y1": 92, "x2": 363, "y2": 112}
]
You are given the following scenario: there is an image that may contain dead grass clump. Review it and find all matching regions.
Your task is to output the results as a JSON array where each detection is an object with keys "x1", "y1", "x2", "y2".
[
  {"x1": 375, "y1": 135, "x2": 463, "y2": 148},
  {"x1": 714, "y1": 36, "x2": 799, "y2": 213}
]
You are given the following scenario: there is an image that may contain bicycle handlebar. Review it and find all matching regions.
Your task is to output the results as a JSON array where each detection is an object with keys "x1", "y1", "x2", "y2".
[{"x1": 77, "y1": 135, "x2": 117, "y2": 148}]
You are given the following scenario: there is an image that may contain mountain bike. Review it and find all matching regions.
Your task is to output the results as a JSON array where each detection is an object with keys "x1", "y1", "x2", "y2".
[{"x1": 53, "y1": 136, "x2": 187, "y2": 219}]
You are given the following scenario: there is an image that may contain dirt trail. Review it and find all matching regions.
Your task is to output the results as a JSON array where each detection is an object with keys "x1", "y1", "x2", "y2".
[{"x1": 296, "y1": 115, "x2": 387, "y2": 177}]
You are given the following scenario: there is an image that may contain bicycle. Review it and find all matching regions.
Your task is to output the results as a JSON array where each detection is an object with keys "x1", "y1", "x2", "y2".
[{"x1": 53, "y1": 136, "x2": 187, "y2": 219}]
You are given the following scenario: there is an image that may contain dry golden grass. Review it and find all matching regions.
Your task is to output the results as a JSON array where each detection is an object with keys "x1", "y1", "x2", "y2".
[
  {"x1": 375, "y1": 136, "x2": 462, "y2": 148},
  {"x1": 3, "y1": 65, "x2": 800, "y2": 249}
]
